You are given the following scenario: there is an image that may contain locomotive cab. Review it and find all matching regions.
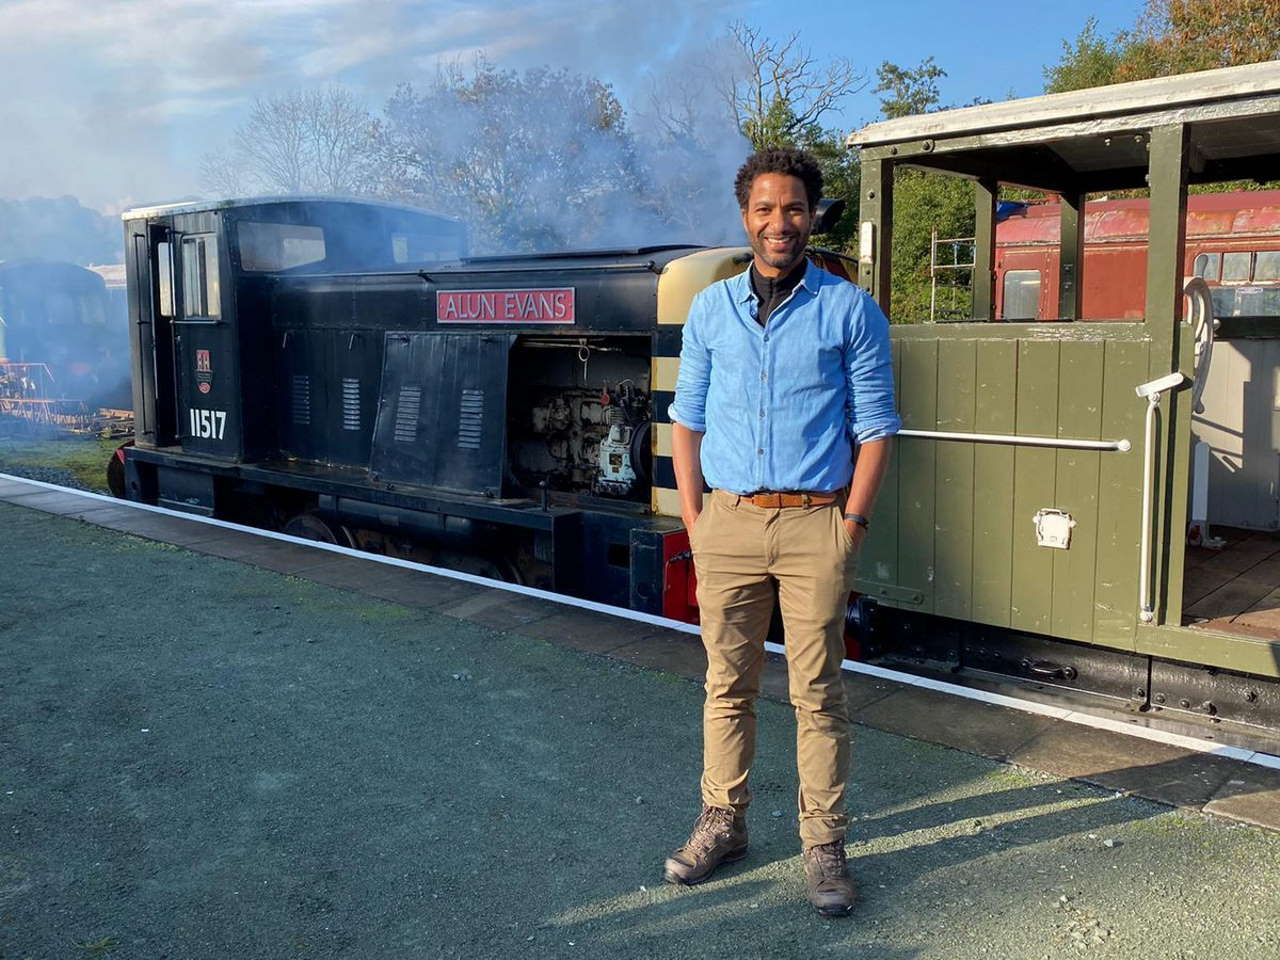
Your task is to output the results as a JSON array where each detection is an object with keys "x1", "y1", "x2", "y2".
[{"x1": 123, "y1": 197, "x2": 467, "y2": 470}]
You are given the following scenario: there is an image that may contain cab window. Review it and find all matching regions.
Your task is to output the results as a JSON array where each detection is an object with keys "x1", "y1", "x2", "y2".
[
  {"x1": 238, "y1": 222, "x2": 327, "y2": 272},
  {"x1": 181, "y1": 235, "x2": 220, "y2": 318}
]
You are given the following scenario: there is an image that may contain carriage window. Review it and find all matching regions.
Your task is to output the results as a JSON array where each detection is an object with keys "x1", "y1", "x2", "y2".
[
  {"x1": 1222, "y1": 251, "x2": 1252, "y2": 282},
  {"x1": 1193, "y1": 252, "x2": 1221, "y2": 281},
  {"x1": 181, "y1": 235, "x2": 220, "y2": 318},
  {"x1": 1001, "y1": 270, "x2": 1041, "y2": 320},
  {"x1": 238, "y1": 221, "x2": 327, "y2": 272},
  {"x1": 1255, "y1": 251, "x2": 1280, "y2": 282}
]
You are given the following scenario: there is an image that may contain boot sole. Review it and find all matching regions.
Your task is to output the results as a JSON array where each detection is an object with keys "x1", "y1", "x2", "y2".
[
  {"x1": 662, "y1": 846, "x2": 748, "y2": 886},
  {"x1": 813, "y1": 902, "x2": 855, "y2": 917}
]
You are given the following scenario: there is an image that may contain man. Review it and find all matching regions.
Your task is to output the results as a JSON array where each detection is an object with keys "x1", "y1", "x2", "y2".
[{"x1": 663, "y1": 148, "x2": 899, "y2": 917}]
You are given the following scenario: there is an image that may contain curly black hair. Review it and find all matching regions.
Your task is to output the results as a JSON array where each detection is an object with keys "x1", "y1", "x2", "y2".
[{"x1": 733, "y1": 148, "x2": 823, "y2": 210}]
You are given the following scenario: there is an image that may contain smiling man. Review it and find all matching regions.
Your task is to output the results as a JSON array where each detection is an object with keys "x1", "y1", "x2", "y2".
[{"x1": 663, "y1": 148, "x2": 900, "y2": 917}]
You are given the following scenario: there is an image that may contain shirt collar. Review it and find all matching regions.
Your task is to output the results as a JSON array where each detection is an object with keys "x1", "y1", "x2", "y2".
[{"x1": 733, "y1": 257, "x2": 818, "y2": 302}]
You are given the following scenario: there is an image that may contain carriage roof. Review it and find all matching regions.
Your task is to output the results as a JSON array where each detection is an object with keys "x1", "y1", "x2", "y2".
[{"x1": 848, "y1": 61, "x2": 1280, "y2": 192}]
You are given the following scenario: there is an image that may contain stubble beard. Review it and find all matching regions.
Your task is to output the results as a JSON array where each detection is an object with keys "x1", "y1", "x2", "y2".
[{"x1": 752, "y1": 232, "x2": 809, "y2": 275}]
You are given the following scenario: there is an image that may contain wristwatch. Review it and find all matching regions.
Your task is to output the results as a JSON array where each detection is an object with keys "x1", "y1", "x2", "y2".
[{"x1": 844, "y1": 512, "x2": 870, "y2": 530}]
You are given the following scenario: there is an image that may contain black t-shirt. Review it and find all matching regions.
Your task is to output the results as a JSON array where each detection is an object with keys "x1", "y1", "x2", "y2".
[{"x1": 749, "y1": 260, "x2": 805, "y2": 326}]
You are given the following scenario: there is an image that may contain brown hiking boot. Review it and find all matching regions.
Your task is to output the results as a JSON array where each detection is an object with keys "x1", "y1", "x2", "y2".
[
  {"x1": 803, "y1": 839, "x2": 856, "y2": 916},
  {"x1": 663, "y1": 805, "x2": 748, "y2": 885}
]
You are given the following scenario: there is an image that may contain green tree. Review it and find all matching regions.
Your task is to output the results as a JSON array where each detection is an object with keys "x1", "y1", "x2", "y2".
[
  {"x1": 1045, "y1": 1, "x2": 1280, "y2": 93},
  {"x1": 1044, "y1": 17, "x2": 1124, "y2": 93},
  {"x1": 873, "y1": 57, "x2": 946, "y2": 119}
]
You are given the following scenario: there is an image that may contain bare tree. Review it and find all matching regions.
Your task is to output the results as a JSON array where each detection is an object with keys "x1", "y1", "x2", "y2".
[
  {"x1": 198, "y1": 148, "x2": 251, "y2": 199},
  {"x1": 235, "y1": 93, "x2": 310, "y2": 193},
  {"x1": 305, "y1": 88, "x2": 380, "y2": 194},
  {"x1": 199, "y1": 87, "x2": 381, "y2": 197},
  {"x1": 720, "y1": 22, "x2": 866, "y2": 150}
]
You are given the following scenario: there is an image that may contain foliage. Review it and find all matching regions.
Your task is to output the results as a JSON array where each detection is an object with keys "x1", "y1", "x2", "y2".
[
  {"x1": 1046, "y1": 1, "x2": 1280, "y2": 92},
  {"x1": 874, "y1": 57, "x2": 947, "y2": 119},
  {"x1": 1119, "y1": 0, "x2": 1280, "y2": 79},
  {"x1": 890, "y1": 173, "x2": 975, "y2": 323},
  {"x1": 1043, "y1": 18, "x2": 1124, "y2": 93}
]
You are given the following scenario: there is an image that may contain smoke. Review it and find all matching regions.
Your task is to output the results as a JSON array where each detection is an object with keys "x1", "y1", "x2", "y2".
[
  {"x1": 377, "y1": 59, "x2": 750, "y2": 253},
  {"x1": 0, "y1": 261, "x2": 131, "y2": 413},
  {"x1": 0, "y1": 201, "x2": 129, "y2": 418},
  {"x1": 0, "y1": 0, "x2": 758, "y2": 422}
]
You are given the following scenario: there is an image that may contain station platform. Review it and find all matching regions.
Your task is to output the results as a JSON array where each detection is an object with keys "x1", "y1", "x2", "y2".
[{"x1": 2, "y1": 476, "x2": 1279, "y2": 959}]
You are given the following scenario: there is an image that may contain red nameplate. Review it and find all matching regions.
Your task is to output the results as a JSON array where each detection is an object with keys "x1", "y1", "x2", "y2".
[{"x1": 437, "y1": 288, "x2": 575, "y2": 324}]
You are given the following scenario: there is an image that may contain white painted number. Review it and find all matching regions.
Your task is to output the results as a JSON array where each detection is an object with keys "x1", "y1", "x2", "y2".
[{"x1": 188, "y1": 408, "x2": 227, "y2": 440}]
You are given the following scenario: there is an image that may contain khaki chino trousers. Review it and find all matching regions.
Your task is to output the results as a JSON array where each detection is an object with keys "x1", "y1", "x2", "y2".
[{"x1": 690, "y1": 489, "x2": 858, "y2": 847}]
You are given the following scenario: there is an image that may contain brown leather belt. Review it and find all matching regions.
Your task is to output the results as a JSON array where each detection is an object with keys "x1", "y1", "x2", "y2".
[{"x1": 741, "y1": 491, "x2": 841, "y2": 508}]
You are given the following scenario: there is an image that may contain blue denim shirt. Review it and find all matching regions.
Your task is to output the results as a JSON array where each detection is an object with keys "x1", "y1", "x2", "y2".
[{"x1": 668, "y1": 260, "x2": 900, "y2": 494}]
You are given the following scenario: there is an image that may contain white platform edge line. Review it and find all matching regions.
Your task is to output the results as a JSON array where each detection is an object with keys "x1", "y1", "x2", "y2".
[{"x1": 5, "y1": 471, "x2": 1279, "y2": 772}]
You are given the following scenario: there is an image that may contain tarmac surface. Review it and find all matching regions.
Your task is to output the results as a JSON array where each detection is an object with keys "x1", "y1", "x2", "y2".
[{"x1": 2, "y1": 496, "x2": 1280, "y2": 960}]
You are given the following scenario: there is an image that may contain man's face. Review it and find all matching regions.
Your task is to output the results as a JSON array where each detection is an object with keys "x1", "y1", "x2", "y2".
[{"x1": 741, "y1": 172, "x2": 814, "y2": 276}]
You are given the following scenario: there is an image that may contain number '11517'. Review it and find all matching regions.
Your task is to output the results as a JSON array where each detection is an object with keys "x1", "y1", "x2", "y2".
[{"x1": 189, "y1": 408, "x2": 226, "y2": 439}]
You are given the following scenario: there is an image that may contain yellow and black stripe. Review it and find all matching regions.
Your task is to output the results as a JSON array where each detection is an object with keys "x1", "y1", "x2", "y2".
[{"x1": 650, "y1": 248, "x2": 750, "y2": 517}]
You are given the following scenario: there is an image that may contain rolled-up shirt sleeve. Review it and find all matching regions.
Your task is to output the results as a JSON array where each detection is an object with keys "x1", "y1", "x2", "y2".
[
  {"x1": 846, "y1": 291, "x2": 901, "y2": 445},
  {"x1": 667, "y1": 294, "x2": 711, "y2": 433}
]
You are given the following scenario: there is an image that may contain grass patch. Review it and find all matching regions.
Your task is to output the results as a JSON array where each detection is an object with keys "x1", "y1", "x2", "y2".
[{"x1": 0, "y1": 436, "x2": 120, "y2": 493}]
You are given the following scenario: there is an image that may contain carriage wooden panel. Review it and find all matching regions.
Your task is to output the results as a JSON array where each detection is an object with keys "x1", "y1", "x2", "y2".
[{"x1": 854, "y1": 326, "x2": 1151, "y2": 650}]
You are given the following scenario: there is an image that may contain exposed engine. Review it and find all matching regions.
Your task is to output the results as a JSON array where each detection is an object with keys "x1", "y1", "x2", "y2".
[{"x1": 523, "y1": 379, "x2": 650, "y2": 498}]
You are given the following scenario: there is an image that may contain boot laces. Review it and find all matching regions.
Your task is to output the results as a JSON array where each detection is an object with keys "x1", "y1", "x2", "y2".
[
  {"x1": 684, "y1": 806, "x2": 735, "y2": 856},
  {"x1": 807, "y1": 839, "x2": 847, "y2": 880}
]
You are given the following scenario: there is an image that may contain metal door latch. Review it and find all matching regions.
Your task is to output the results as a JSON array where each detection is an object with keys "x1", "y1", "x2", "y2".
[{"x1": 1033, "y1": 508, "x2": 1076, "y2": 549}]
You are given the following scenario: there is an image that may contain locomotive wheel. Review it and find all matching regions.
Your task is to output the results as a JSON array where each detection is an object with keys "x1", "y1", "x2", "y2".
[
  {"x1": 283, "y1": 511, "x2": 355, "y2": 548},
  {"x1": 428, "y1": 547, "x2": 524, "y2": 584}
]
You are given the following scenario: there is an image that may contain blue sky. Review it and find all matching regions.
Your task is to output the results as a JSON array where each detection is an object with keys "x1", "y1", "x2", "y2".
[{"x1": 0, "y1": 0, "x2": 1141, "y2": 211}]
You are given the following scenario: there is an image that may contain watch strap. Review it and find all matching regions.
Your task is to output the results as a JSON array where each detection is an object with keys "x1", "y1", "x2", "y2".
[{"x1": 844, "y1": 512, "x2": 870, "y2": 529}]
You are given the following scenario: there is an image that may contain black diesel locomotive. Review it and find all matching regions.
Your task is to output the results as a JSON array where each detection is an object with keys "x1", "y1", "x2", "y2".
[{"x1": 117, "y1": 196, "x2": 849, "y2": 618}]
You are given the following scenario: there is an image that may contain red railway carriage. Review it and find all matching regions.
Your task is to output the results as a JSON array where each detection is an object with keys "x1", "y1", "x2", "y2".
[{"x1": 995, "y1": 190, "x2": 1280, "y2": 321}]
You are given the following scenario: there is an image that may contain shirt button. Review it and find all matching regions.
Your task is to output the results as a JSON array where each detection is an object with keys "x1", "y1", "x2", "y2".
[
  {"x1": 760, "y1": 372, "x2": 767, "y2": 381},
  {"x1": 758, "y1": 409, "x2": 764, "y2": 418},
  {"x1": 763, "y1": 335, "x2": 769, "y2": 342},
  {"x1": 757, "y1": 448, "x2": 764, "y2": 455}
]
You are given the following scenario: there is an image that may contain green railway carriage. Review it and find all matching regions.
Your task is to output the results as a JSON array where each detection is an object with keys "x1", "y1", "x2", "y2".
[{"x1": 839, "y1": 61, "x2": 1280, "y2": 731}]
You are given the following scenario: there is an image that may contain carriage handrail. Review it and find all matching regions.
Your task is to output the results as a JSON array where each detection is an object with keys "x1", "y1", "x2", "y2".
[{"x1": 896, "y1": 429, "x2": 1130, "y2": 452}]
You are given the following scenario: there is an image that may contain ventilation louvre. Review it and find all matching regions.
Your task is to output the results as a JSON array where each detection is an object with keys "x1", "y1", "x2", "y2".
[
  {"x1": 394, "y1": 386, "x2": 422, "y2": 443},
  {"x1": 290, "y1": 375, "x2": 311, "y2": 426},
  {"x1": 341, "y1": 378, "x2": 360, "y2": 431},
  {"x1": 458, "y1": 389, "x2": 484, "y2": 450}
]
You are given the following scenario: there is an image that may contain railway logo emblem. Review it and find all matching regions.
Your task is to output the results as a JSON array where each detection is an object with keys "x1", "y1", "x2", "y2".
[{"x1": 195, "y1": 349, "x2": 213, "y2": 394}]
